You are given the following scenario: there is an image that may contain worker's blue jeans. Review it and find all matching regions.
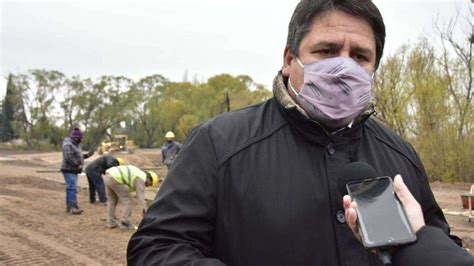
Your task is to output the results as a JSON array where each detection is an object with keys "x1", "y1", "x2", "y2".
[
  {"x1": 86, "y1": 171, "x2": 107, "y2": 203},
  {"x1": 62, "y1": 172, "x2": 78, "y2": 208}
]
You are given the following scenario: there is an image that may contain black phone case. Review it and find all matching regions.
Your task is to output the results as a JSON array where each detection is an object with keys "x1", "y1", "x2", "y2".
[{"x1": 346, "y1": 176, "x2": 417, "y2": 249}]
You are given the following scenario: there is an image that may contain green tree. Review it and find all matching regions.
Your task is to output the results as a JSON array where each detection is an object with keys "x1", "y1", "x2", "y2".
[
  {"x1": 436, "y1": 10, "x2": 473, "y2": 141},
  {"x1": 9, "y1": 70, "x2": 65, "y2": 148},
  {"x1": 131, "y1": 74, "x2": 169, "y2": 147},
  {"x1": 6, "y1": 70, "x2": 273, "y2": 154},
  {"x1": 373, "y1": 46, "x2": 412, "y2": 139},
  {"x1": 157, "y1": 74, "x2": 271, "y2": 141},
  {"x1": 1, "y1": 75, "x2": 16, "y2": 141},
  {"x1": 434, "y1": 9, "x2": 473, "y2": 182},
  {"x1": 406, "y1": 40, "x2": 452, "y2": 181},
  {"x1": 374, "y1": 35, "x2": 473, "y2": 182},
  {"x1": 80, "y1": 76, "x2": 135, "y2": 151}
]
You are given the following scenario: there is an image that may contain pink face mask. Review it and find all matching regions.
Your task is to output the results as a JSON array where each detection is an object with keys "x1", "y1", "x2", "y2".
[{"x1": 289, "y1": 56, "x2": 372, "y2": 129}]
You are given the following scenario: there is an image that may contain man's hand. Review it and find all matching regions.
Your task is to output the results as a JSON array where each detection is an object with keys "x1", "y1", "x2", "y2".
[
  {"x1": 87, "y1": 149, "x2": 94, "y2": 157},
  {"x1": 343, "y1": 175, "x2": 426, "y2": 242}
]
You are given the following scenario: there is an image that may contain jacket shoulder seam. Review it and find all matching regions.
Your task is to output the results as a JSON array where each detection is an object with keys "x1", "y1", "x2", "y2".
[
  {"x1": 217, "y1": 121, "x2": 287, "y2": 168},
  {"x1": 365, "y1": 123, "x2": 423, "y2": 174}
]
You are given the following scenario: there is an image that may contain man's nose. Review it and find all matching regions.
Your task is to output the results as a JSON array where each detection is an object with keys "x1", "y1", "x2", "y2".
[{"x1": 338, "y1": 49, "x2": 351, "y2": 58}]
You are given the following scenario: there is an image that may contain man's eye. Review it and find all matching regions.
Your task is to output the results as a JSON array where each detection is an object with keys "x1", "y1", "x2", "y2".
[
  {"x1": 312, "y1": 49, "x2": 333, "y2": 56},
  {"x1": 354, "y1": 54, "x2": 368, "y2": 62},
  {"x1": 320, "y1": 49, "x2": 333, "y2": 55}
]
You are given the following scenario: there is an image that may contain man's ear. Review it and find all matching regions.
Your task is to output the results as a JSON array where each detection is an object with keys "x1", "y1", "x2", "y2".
[{"x1": 282, "y1": 47, "x2": 294, "y2": 77}]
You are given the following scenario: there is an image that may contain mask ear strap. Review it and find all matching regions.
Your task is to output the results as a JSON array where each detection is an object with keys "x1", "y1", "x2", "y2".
[
  {"x1": 288, "y1": 58, "x2": 304, "y2": 96},
  {"x1": 295, "y1": 57, "x2": 304, "y2": 68},
  {"x1": 288, "y1": 77, "x2": 300, "y2": 96}
]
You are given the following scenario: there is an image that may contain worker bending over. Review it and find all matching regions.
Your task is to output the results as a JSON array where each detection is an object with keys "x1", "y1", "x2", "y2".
[{"x1": 104, "y1": 165, "x2": 158, "y2": 229}]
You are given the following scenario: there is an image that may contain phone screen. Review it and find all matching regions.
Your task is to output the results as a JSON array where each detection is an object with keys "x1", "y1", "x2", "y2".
[{"x1": 346, "y1": 177, "x2": 416, "y2": 248}]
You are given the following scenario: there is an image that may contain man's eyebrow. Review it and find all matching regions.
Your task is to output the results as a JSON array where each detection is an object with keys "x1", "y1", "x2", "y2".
[
  {"x1": 308, "y1": 42, "x2": 342, "y2": 50},
  {"x1": 308, "y1": 42, "x2": 375, "y2": 57},
  {"x1": 351, "y1": 46, "x2": 374, "y2": 57}
]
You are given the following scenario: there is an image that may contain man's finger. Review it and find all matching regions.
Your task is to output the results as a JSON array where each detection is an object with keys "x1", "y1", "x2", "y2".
[
  {"x1": 394, "y1": 174, "x2": 425, "y2": 232},
  {"x1": 394, "y1": 174, "x2": 417, "y2": 206},
  {"x1": 343, "y1": 195, "x2": 352, "y2": 209},
  {"x1": 347, "y1": 207, "x2": 360, "y2": 241}
]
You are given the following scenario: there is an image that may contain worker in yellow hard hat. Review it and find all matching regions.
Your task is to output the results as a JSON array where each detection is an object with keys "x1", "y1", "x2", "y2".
[
  {"x1": 162, "y1": 131, "x2": 182, "y2": 169},
  {"x1": 104, "y1": 165, "x2": 158, "y2": 229},
  {"x1": 165, "y1": 131, "x2": 175, "y2": 139}
]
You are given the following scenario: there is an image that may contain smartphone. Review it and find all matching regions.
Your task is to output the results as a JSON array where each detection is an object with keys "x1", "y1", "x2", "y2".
[{"x1": 346, "y1": 176, "x2": 417, "y2": 249}]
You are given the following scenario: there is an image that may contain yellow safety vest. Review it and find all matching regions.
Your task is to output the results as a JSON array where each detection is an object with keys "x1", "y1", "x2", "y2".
[{"x1": 106, "y1": 165, "x2": 146, "y2": 192}]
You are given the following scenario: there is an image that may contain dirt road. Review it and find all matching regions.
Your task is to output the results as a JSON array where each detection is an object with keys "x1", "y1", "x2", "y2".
[
  {"x1": 0, "y1": 150, "x2": 472, "y2": 264},
  {"x1": 0, "y1": 176, "x2": 124, "y2": 265},
  {"x1": 0, "y1": 150, "x2": 162, "y2": 265}
]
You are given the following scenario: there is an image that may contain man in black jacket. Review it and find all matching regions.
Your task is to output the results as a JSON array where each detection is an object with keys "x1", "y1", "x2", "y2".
[
  {"x1": 61, "y1": 127, "x2": 93, "y2": 215},
  {"x1": 127, "y1": 1, "x2": 464, "y2": 265},
  {"x1": 84, "y1": 155, "x2": 123, "y2": 205}
]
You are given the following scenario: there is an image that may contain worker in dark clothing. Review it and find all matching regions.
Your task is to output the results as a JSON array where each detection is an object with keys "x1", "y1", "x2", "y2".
[
  {"x1": 127, "y1": 1, "x2": 463, "y2": 265},
  {"x1": 61, "y1": 127, "x2": 93, "y2": 215},
  {"x1": 344, "y1": 175, "x2": 474, "y2": 265},
  {"x1": 161, "y1": 131, "x2": 182, "y2": 169},
  {"x1": 85, "y1": 155, "x2": 123, "y2": 205}
]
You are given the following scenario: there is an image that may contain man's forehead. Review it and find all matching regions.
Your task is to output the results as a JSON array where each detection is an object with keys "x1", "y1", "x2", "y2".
[
  {"x1": 309, "y1": 10, "x2": 373, "y2": 33},
  {"x1": 313, "y1": 9, "x2": 361, "y2": 25},
  {"x1": 304, "y1": 10, "x2": 376, "y2": 47}
]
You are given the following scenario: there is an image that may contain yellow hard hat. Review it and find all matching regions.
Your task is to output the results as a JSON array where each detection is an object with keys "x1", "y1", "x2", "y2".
[
  {"x1": 165, "y1": 131, "x2": 175, "y2": 139},
  {"x1": 116, "y1": 157, "x2": 124, "y2": 166},
  {"x1": 147, "y1": 171, "x2": 158, "y2": 187}
]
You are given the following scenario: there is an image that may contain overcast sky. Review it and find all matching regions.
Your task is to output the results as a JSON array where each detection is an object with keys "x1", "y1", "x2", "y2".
[{"x1": 0, "y1": 0, "x2": 471, "y2": 99}]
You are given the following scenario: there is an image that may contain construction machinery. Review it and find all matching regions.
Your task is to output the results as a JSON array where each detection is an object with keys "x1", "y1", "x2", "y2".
[{"x1": 97, "y1": 134, "x2": 136, "y2": 154}]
